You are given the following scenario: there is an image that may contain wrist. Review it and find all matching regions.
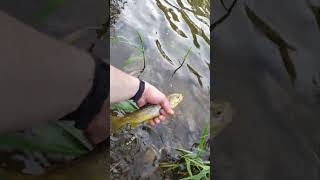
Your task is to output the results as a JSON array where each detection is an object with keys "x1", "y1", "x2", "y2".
[{"x1": 130, "y1": 79, "x2": 145, "y2": 103}]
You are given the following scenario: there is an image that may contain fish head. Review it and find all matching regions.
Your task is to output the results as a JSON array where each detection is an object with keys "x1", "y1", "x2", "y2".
[{"x1": 167, "y1": 93, "x2": 183, "y2": 108}]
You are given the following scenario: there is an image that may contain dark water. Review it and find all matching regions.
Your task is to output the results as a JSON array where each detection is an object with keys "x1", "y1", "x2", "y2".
[{"x1": 213, "y1": 0, "x2": 320, "y2": 179}]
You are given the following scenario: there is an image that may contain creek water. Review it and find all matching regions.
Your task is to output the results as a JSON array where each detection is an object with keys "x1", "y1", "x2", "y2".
[{"x1": 213, "y1": 0, "x2": 320, "y2": 179}]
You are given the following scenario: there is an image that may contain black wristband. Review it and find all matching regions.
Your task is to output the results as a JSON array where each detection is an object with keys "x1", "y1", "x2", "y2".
[
  {"x1": 60, "y1": 56, "x2": 109, "y2": 129},
  {"x1": 130, "y1": 80, "x2": 145, "y2": 103}
]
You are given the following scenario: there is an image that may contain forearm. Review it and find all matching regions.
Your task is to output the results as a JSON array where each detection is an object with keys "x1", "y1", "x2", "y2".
[
  {"x1": 0, "y1": 11, "x2": 95, "y2": 132},
  {"x1": 110, "y1": 65, "x2": 139, "y2": 103}
]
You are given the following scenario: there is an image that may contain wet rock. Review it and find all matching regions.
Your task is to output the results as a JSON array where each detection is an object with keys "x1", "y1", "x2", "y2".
[{"x1": 128, "y1": 148, "x2": 159, "y2": 179}]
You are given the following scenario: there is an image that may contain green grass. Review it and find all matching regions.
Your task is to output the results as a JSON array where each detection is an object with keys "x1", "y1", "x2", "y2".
[
  {"x1": 111, "y1": 100, "x2": 138, "y2": 113},
  {"x1": 110, "y1": 31, "x2": 146, "y2": 70},
  {"x1": 160, "y1": 126, "x2": 210, "y2": 179}
]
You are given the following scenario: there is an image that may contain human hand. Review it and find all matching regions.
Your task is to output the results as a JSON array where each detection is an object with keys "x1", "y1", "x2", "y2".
[
  {"x1": 136, "y1": 82, "x2": 174, "y2": 126},
  {"x1": 84, "y1": 100, "x2": 109, "y2": 144}
]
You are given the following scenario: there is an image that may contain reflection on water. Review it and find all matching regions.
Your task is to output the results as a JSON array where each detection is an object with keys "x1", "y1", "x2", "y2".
[
  {"x1": 187, "y1": 63, "x2": 203, "y2": 87},
  {"x1": 307, "y1": 1, "x2": 320, "y2": 30},
  {"x1": 244, "y1": 5, "x2": 297, "y2": 82},
  {"x1": 155, "y1": 39, "x2": 174, "y2": 65},
  {"x1": 213, "y1": 0, "x2": 320, "y2": 179},
  {"x1": 156, "y1": 0, "x2": 210, "y2": 48},
  {"x1": 156, "y1": 0, "x2": 188, "y2": 38}
]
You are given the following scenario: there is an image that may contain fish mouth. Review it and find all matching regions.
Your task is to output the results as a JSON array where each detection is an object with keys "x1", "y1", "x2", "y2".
[
  {"x1": 168, "y1": 93, "x2": 183, "y2": 104},
  {"x1": 177, "y1": 94, "x2": 183, "y2": 102}
]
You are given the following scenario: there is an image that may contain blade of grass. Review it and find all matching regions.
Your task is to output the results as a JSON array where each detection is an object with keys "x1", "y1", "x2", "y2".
[
  {"x1": 172, "y1": 47, "x2": 192, "y2": 77},
  {"x1": 111, "y1": 100, "x2": 138, "y2": 112},
  {"x1": 121, "y1": 55, "x2": 142, "y2": 68},
  {"x1": 185, "y1": 159, "x2": 193, "y2": 177},
  {"x1": 197, "y1": 125, "x2": 208, "y2": 156}
]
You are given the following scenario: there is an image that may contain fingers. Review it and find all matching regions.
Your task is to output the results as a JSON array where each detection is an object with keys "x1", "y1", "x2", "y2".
[
  {"x1": 147, "y1": 116, "x2": 165, "y2": 126},
  {"x1": 154, "y1": 117, "x2": 160, "y2": 124},
  {"x1": 160, "y1": 109, "x2": 168, "y2": 117},
  {"x1": 160, "y1": 99, "x2": 174, "y2": 115},
  {"x1": 149, "y1": 120, "x2": 155, "y2": 126},
  {"x1": 85, "y1": 101, "x2": 109, "y2": 144},
  {"x1": 158, "y1": 115, "x2": 165, "y2": 121},
  {"x1": 137, "y1": 98, "x2": 146, "y2": 107}
]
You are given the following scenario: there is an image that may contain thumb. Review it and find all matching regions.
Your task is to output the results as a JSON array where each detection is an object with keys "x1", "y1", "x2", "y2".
[
  {"x1": 160, "y1": 99, "x2": 174, "y2": 115},
  {"x1": 137, "y1": 98, "x2": 146, "y2": 107}
]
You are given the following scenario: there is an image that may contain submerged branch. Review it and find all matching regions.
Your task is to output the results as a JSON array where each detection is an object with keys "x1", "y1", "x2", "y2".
[
  {"x1": 211, "y1": 0, "x2": 238, "y2": 31},
  {"x1": 220, "y1": 0, "x2": 228, "y2": 11},
  {"x1": 172, "y1": 47, "x2": 192, "y2": 77}
]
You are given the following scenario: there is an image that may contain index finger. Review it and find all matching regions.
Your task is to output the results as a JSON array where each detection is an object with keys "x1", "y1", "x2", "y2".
[{"x1": 160, "y1": 98, "x2": 174, "y2": 115}]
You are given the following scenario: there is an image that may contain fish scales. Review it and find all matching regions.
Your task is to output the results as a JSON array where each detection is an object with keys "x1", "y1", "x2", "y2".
[{"x1": 111, "y1": 93, "x2": 183, "y2": 133}]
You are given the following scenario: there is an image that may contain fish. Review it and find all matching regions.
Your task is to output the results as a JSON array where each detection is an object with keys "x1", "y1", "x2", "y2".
[
  {"x1": 211, "y1": 100, "x2": 233, "y2": 139},
  {"x1": 111, "y1": 93, "x2": 183, "y2": 133}
]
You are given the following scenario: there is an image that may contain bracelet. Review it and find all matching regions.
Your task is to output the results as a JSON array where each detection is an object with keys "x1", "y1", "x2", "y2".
[{"x1": 130, "y1": 79, "x2": 145, "y2": 103}]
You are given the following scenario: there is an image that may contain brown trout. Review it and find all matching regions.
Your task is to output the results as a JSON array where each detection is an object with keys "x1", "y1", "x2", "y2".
[
  {"x1": 111, "y1": 93, "x2": 183, "y2": 133},
  {"x1": 211, "y1": 101, "x2": 233, "y2": 139}
]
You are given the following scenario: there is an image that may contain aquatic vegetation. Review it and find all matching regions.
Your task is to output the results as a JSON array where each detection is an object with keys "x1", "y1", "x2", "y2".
[
  {"x1": 211, "y1": 0, "x2": 238, "y2": 31},
  {"x1": 159, "y1": 101, "x2": 232, "y2": 179},
  {"x1": 136, "y1": 31, "x2": 146, "y2": 77},
  {"x1": 110, "y1": 31, "x2": 146, "y2": 75},
  {"x1": 111, "y1": 100, "x2": 138, "y2": 113},
  {"x1": 160, "y1": 126, "x2": 210, "y2": 180},
  {"x1": 172, "y1": 47, "x2": 192, "y2": 77}
]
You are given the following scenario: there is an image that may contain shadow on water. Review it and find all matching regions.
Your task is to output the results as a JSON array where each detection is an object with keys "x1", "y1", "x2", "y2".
[{"x1": 213, "y1": 0, "x2": 320, "y2": 179}]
